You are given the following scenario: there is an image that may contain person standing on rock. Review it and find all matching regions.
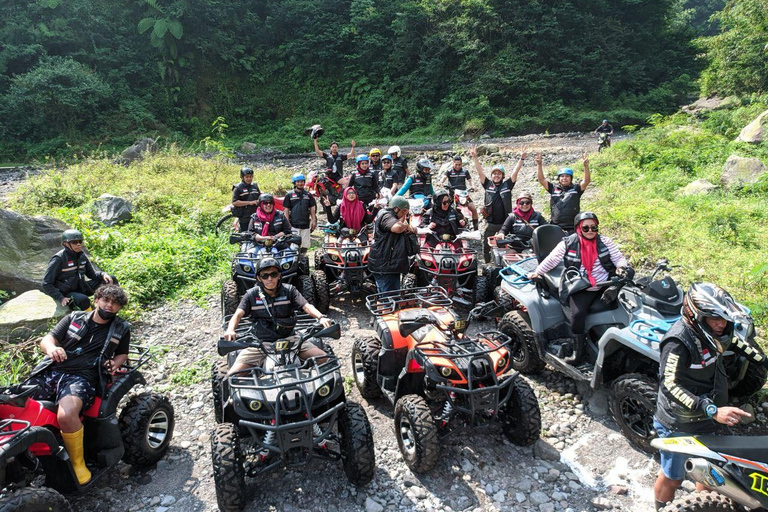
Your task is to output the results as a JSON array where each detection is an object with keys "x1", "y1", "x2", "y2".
[
  {"x1": 441, "y1": 155, "x2": 479, "y2": 230},
  {"x1": 42, "y1": 229, "x2": 117, "y2": 310},
  {"x1": 231, "y1": 166, "x2": 262, "y2": 232},
  {"x1": 282, "y1": 173, "x2": 317, "y2": 255},
  {"x1": 23, "y1": 284, "x2": 131, "y2": 485},
  {"x1": 368, "y1": 196, "x2": 418, "y2": 293},
  {"x1": 652, "y1": 283, "x2": 767, "y2": 511},
  {"x1": 535, "y1": 152, "x2": 590, "y2": 234},
  {"x1": 313, "y1": 139, "x2": 356, "y2": 187},
  {"x1": 472, "y1": 145, "x2": 525, "y2": 263}
]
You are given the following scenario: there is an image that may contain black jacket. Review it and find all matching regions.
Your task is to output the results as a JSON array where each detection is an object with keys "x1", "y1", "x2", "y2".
[
  {"x1": 499, "y1": 211, "x2": 547, "y2": 242},
  {"x1": 421, "y1": 191, "x2": 465, "y2": 239},
  {"x1": 247, "y1": 211, "x2": 292, "y2": 237},
  {"x1": 42, "y1": 247, "x2": 105, "y2": 302},
  {"x1": 368, "y1": 209, "x2": 414, "y2": 274},
  {"x1": 324, "y1": 204, "x2": 375, "y2": 230}
]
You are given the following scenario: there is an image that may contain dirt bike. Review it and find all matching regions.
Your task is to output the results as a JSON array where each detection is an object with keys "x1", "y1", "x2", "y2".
[
  {"x1": 597, "y1": 132, "x2": 611, "y2": 152},
  {"x1": 352, "y1": 288, "x2": 541, "y2": 473},
  {"x1": 652, "y1": 434, "x2": 768, "y2": 511}
]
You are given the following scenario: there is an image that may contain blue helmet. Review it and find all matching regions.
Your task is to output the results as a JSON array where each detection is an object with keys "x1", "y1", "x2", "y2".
[
  {"x1": 602, "y1": 119, "x2": 609, "y2": 124},
  {"x1": 356, "y1": 155, "x2": 369, "y2": 163},
  {"x1": 558, "y1": 167, "x2": 574, "y2": 177},
  {"x1": 291, "y1": 173, "x2": 306, "y2": 183},
  {"x1": 381, "y1": 154, "x2": 393, "y2": 161}
]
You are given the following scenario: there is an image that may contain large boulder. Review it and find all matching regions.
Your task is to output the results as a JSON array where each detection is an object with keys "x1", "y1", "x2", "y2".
[
  {"x1": 0, "y1": 209, "x2": 69, "y2": 295},
  {"x1": 0, "y1": 290, "x2": 68, "y2": 341},
  {"x1": 679, "y1": 179, "x2": 718, "y2": 196},
  {"x1": 92, "y1": 194, "x2": 133, "y2": 227},
  {"x1": 682, "y1": 96, "x2": 740, "y2": 115},
  {"x1": 475, "y1": 144, "x2": 500, "y2": 156},
  {"x1": 721, "y1": 155, "x2": 767, "y2": 189},
  {"x1": 737, "y1": 110, "x2": 768, "y2": 143},
  {"x1": 121, "y1": 137, "x2": 158, "y2": 164},
  {"x1": 239, "y1": 142, "x2": 257, "y2": 153}
]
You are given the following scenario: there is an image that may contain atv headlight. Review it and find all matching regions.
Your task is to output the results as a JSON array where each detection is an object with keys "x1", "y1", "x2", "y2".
[
  {"x1": 459, "y1": 259, "x2": 471, "y2": 269},
  {"x1": 242, "y1": 265, "x2": 252, "y2": 273},
  {"x1": 282, "y1": 262, "x2": 290, "y2": 269},
  {"x1": 317, "y1": 385, "x2": 331, "y2": 397},
  {"x1": 440, "y1": 367, "x2": 454, "y2": 378},
  {"x1": 330, "y1": 254, "x2": 340, "y2": 262},
  {"x1": 248, "y1": 400, "x2": 263, "y2": 411},
  {"x1": 497, "y1": 357, "x2": 507, "y2": 370}
]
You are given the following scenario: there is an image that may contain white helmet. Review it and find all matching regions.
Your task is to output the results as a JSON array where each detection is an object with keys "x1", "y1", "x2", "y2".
[{"x1": 387, "y1": 145, "x2": 401, "y2": 158}]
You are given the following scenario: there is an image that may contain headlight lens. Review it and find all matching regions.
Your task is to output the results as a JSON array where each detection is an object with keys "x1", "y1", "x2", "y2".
[
  {"x1": 497, "y1": 357, "x2": 507, "y2": 370},
  {"x1": 440, "y1": 367, "x2": 453, "y2": 378},
  {"x1": 282, "y1": 262, "x2": 290, "y2": 269},
  {"x1": 317, "y1": 385, "x2": 331, "y2": 397},
  {"x1": 242, "y1": 265, "x2": 252, "y2": 272},
  {"x1": 248, "y1": 400, "x2": 262, "y2": 411}
]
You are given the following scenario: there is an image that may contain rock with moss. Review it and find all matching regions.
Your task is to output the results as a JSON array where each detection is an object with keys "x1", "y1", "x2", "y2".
[
  {"x1": 737, "y1": 110, "x2": 768, "y2": 143},
  {"x1": 721, "y1": 155, "x2": 767, "y2": 189},
  {"x1": 476, "y1": 143, "x2": 500, "y2": 156},
  {"x1": 679, "y1": 179, "x2": 718, "y2": 196},
  {"x1": 0, "y1": 289, "x2": 68, "y2": 341},
  {"x1": 239, "y1": 142, "x2": 257, "y2": 153},
  {"x1": 92, "y1": 194, "x2": 133, "y2": 227}
]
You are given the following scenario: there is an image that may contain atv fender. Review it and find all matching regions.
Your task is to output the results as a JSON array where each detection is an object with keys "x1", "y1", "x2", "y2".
[
  {"x1": 499, "y1": 281, "x2": 564, "y2": 333},
  {"x1": 98, "y1": 371, "x2": 146, "y2": 418},
  {"x1": 0, "y1": 425, "x2": 63, "y2": 484},
  {"x1": 395, "y1": 369, "x2": 425, "y2": 403},
  {"x1": 591, "y1": 327, "x2": 660, "y2": 389}
]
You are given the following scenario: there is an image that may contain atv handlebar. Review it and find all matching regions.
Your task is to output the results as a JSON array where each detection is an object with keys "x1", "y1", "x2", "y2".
[{"x1": 217, "y1": 322, "x2": 341, "y2": 356}]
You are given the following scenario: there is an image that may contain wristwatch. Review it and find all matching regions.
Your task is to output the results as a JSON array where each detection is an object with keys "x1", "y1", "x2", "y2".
[{"x1": 703, "y1": 399, "x2": 718, "y2": 418}]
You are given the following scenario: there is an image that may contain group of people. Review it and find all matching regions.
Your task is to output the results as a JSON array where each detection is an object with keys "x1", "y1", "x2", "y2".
[{"x1": 16, "y1": 130, "x2": 763, "y2": 511}]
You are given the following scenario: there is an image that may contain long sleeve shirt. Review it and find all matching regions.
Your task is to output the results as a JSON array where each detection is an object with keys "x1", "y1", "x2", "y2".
[{"x1": 534, "y1": 236, "x2": 627, "y2": 288}]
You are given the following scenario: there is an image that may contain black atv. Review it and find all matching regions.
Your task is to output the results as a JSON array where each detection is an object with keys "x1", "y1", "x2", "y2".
[
  {"x1": 0, "y1": 347, "x2": 174, "y2": 512},
  {"x1": 210, "y1": 321, "x2": 375, "y2": 512}
]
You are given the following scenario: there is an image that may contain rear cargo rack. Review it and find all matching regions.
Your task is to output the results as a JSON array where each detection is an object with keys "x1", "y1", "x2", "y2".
[{"x1": 365, "y1": 286, "x2": 453, "y2": 316}]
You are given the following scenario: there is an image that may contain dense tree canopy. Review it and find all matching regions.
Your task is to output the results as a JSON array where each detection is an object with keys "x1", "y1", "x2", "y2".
[{"x1": 0, "y1": 0, "x2": 710, "y2": 158}]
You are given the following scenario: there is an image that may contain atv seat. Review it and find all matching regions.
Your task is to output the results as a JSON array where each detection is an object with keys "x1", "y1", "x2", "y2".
[
  {"x1": 532, "y1": 225, "x2": 565, "y2": 263},
  {"x1": 696, "y1": 435, "x2": 768, "y2": 464},
  {"x1": 38, "y1": 400, "x2": 58, "y2": 413}
]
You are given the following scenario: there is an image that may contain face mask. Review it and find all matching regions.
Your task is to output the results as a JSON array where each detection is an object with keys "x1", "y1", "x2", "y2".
[{"x1": 98, "y1": 308, "x2": 117, "y2": 320}]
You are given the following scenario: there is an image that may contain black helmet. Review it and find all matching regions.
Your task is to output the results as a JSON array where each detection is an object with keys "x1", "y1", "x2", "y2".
[
  {"x1": 62, "y1": 229, "x2": 84, "y2": 243},
  {"x1": 240, "y1": 166, "x2": 254, "y2": 178},
  {"x1": 259, "y1": 193, "x2": 274, "y2": 205},
  {"x1": 682, "y1": 283, "x2": 745, "y2": 354},
  {"x1": 573, "y1": 211, "x2": 598, "y2": 228},
  {"x1": 256, "y1": 258, "x2": 282, "y2": 286},
  {"x1": 416, "y1": 158, "x2": 434, "y2": 174}
]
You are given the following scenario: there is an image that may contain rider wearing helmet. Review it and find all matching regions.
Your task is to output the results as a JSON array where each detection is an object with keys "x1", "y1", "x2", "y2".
[
  {"x1": 535, "y1": 152, "x2": 591, "y2": 234},
  {"x1": 247, "y1": 193, "x2": 293, "y2": 248},
  {"x1": 496, "y1": 191, "x2": 547, "y2": 245},
  {"x1": 421, "y1": 189, "x2": 467, "y2": 248},
  {"x1": 283, "y1": 173, "x2": 317, "y2": 254},
  {"x1": 42, "y1": 230, "x2": 118, "y2": 310},
  {"x1": 369, "y1": 195, "x2": 417, "y2": 292},
  {"x1": 528, "y1": 212, "x2": 631, "y2": 363},
  {"x1": 471, "y1": 145, "x2": 527, "y2": 263},
  {"x1": 653, "y1": 283, "x2": 768, "y2": 510},
  {"x1": 388, "y1": 145, "x2": 408, "y2": 188},
  {"x1": 594, "y1": 119, "x2": 614, "y2": 136},
  {"x1": 368, "y1": 148, "x2": 383, "y2": 172},
  {"x1": 313, "y1": 138, "x2": 356, "y2": 186},
  {"x1": 441, "y1": 155, "x2": 479, "y2": 230},
  {"x1": 395, "y1": 157, "x2": 435, "y2": 202},
  {"x1": 381, "y1": 153, "x2": 404, "y2": 194},
  {"x1": 224, "y1": 257, "x2": 332, "y2": 375},
  {"x1": 347, "y1": 154, "x2": 380, "y2": 209},
  {"x1": 232, "y1": 166, "x2": 262, "y2": 232}
]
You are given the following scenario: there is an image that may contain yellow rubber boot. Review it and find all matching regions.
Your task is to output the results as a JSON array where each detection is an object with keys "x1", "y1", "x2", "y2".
[{"x1": 61, "y1": 427, "x2": 92, "y2": 485}]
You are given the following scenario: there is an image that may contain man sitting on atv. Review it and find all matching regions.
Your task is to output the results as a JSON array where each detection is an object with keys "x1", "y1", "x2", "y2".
[
  {"x1": 528, "y1": 212, "x2": 632, "y2": 362},
  {"x1": 535, "y1": 152, "x2": 591, "y2": 235},
  {"x1": 396, "y1": 157, "x2": 435, "y2": 205},
  {"x1": 22, "y1": 284, "x2": 131, "y2": 485},
  {"x1": 420, "y1": 189, "x2": 466, "y2": 248},
  {"x1": 494, "y1": 192, "x2": 547, "y2": 246},
  {"x1": 323, "y1": 186, "x2": 375, "y2": 238},
  {"x1": 223, "y1": 258, "x2": 332, "y2": 375},
  {"x1": 441, "y1": 155, "x2": 479, "y2": 230},
  {"x1": 653, "y1": 283, "x2": 767, "y2": 511},
  {"x1": 247, "y1": 194, "x2": 293, "y2": 249},
  {"x1": 347, "y1": 155, "x2": 380, "y2": 210}
]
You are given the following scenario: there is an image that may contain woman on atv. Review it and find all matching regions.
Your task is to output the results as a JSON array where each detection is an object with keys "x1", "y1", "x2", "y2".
[
  {"x1": 323, "y1": 186, "x2": 376, "y2": 238},
  {"x1": 247, "y1": 194, "x2": 293, "y2": 249},
  {"x1": 420, "y1": 189, "x2": 466, "y2": 248},
  {"x1": 494, "y1": 192, "x2": 547, "y2": 246},
  {"x1": 528, "y1": 212, "x2": 632, "y2": 362}
]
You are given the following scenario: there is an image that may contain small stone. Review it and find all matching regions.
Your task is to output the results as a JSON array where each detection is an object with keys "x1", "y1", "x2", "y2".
[
  {"x1": 568, "y1": 481, "x2": 581, "y2": 491},
  {"x1": 552, "y1": 492, "x2": 567, "y2": 501},
  {"x1": 529, "y1": 491, "x2": 550, "y2": 506},
  {"x1": 591, "y1": 497, "x2": 613, "y2": 510},
  {"x1": 516, "y1": 493, "x2": 526, "y2": 503},
  {"x1": 160, "y1": 495, "x2": 176, "y2": 506},
  {"x1": 608, "y1": 485, "x2": 627, "y2": 495},
  {"x1": 190, "y1": 401, "x2": 204, "y2": 409},
  {"x1": 539, "y1": 504, "x2": 555, "y2": 512},
  {"x1": 180, "y1": 441, "x2": 191, "y2": 449},
  {"x1": 149, "y1": 497, "x2": 161, "y2": 507},
  {"x1": 156, "y1": 508, "x2": 169, "y2": 512},
  {"x1": 412, "y1": 487, "x2": 427, "y2": 500},
  {"x1": 740, "y1": 404, "x2": 756, "y2": 425},
  {"x1": 460, "y1": 459, "x2": 474, "y2": 472},
  {"x1": 533, "y1": 440, "x2": 560, "y2": 461},
  {"x1": 493, "y1": 490, "x2": 506, "y2": 502},
  {"x1": 517, "y1": 478, "x2": 533, "y2": 492},
  {"x1": 365, "y1": 497, "x2": 384, "y2": 512}
]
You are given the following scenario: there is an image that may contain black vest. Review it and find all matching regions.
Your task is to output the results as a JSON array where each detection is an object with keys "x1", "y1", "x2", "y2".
[
  {"x1": 445, "y1": 168, "x2": 469, "y2": 190},
  {"x1": 248, "y1": 285, "x2": 299, "y2": 343},
  {"x1": 410, "y1": 173, "x2": 431, "y2": 196},
  {"x1": 249, "y1": 211, "x2": 288, "y2": 235},
  {"x1": 550, "y1": 184, "x2": 582, "y2": 229},
  {"x1": 483, "y1": 180, "x2": 513, "y2": 215},
  {"x1": 52, "y1": 249, "x2": 92, "y2": 294},
  {"x1": 562, "y1": 234, "x2": 616, "y2": 276},
  {"x1": 232, "y1": 182, "x2": 261, "y2": 218},
  {"x1": 383, "y1": 168, "x2": 404, "y2": 188},
  {"x1": 350, "y1": 169, "x2": 377, "y2": 201},
  {"x1": 285, "y1": 190, "x2": 313, "y2": 228},
  {"x1": 507, "y1": 211, "x2": 545, "y2": 241}
]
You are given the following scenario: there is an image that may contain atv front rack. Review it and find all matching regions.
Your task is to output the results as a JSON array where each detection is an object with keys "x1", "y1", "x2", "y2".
[
  {"x1": 0, "y1": 419, "x2": 30, "y2": 447},
  {"x1": 366, "y1": 286, "x2": 453, "y2": 316},
  {"x1": 419, "y1": 245, "x2": 476, "y2": 256}
]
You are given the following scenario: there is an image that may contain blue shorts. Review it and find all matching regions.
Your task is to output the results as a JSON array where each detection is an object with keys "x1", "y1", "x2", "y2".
[
  {"x1": 653, "y1": 418, "x2": 688, "y2": 481},
  {"x1": 25, "y1": 370, "x2": 97, "y2": 412}
]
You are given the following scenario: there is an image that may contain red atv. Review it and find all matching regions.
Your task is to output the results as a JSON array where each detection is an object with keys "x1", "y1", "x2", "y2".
[
  {"x1": 0, "y1": 347, "x2": 174, "y2": 512},
  {"x1": 307, "y1": 169, "x2": 343, "y2": 206}
]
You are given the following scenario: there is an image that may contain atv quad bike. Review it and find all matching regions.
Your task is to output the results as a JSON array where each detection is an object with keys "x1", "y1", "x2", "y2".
[
  {"x1": 211, "y1": 322, "x2": 375, "y2": 512},
  {"x1": 312, "y1": 223, "x2": 376, "y2": 314},
  {"x1": 0, "y1": 346, "x2": 174, "y2": 512},
  {"x1": 597, "y1": 132, "x2": 611, "y2": 152},
  {"x1": 221, "y1": 233, "x2": 313, "y2": 318},
  {"x1": 494, "y1": 224, "x2": 766, "y2": 453},
  {"x1": 352, "y1": 287, "x2": 541, "y2": 473},
  {"x1": 481, "y1": 235, "x2": 534, "y2": 303}
]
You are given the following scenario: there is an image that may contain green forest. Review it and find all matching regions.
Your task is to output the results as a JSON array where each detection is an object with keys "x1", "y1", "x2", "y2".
[{"x1": 0, "y1": 0, "x2": 753, "y2": 161}]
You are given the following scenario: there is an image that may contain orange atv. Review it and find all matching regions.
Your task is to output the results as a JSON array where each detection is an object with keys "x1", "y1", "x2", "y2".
[{"x1": 352, "y1": 287, "x2": 541, "y2": 473}]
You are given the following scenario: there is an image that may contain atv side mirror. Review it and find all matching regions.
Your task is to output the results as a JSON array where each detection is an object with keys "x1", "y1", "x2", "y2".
[{"x1": 314, "y1": 323, "x2": 341, "y2": 340}]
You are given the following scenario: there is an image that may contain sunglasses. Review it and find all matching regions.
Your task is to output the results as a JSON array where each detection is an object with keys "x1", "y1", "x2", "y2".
[
  {"x1": 581, "y1": 225, "x2": 599, "y2": 233},
  {"x1": 261, "y1": 202, "x2": 274, "y2": 206},
  {"x1": 69, "y1": 241, "x2": 84, "y2": 245},
  {"x1": 258, "y1": 271, "x2": 280, "y2": 280},
  {"x1": 518, "y1": 201, "x2": 532, "y2": 206},
  {"x1": 382, "y1": 161, "x2": 392, "y2": 164}
]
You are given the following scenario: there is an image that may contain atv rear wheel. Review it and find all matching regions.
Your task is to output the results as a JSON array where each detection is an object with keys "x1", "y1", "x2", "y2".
[
  {"x1": 661, "y1": 491, "x2": 740, "y2": 512},
  {"x1": 211, "y1": 423, "x2": 246, "y2": 512},
  {"x1": 314, "y1": 250, "x2": 324, "y2": 271},
  {"x1": 119, "y1": 393, "x2": 175, "y2": 466},
  {"x1": 338, "y1": 401, "x2": 376, "y2": 486},
  {"x1": 475, "y1": 273, "x2": 490, "y2": 305},
  {"x1": 211, "y1": 359, "x2": 229, "y2": 423},
  {"x1": 221, "y1": 279, "x2": 239, "y2": 317},
  {"x1": 610, "y1": 373, "x2": 657, "y2": 454},
  {"x1": 498, "y1": 378, "x2": 541, "y2": 446},
  {"x1": 0, "y1": 487, "x2": 72, "y2": 512},
  {"x1": 498, "y1": 311, "x2": 545, "y2": 373},
  {"x1": 729, "y1": 359, "x2": 768, "y2": 401},
  {"x1": 312, "y1": 270, "x2": 330, "y2": 314},
  {"x1": 299, "y1": 274, "x2": 316, "y2": 305},
  {"x1": 352, "y1": 337, "x2": 382, "y2": 399},
  {"x1": 394, "y1": 394, "x2": 439, "y2": 473},
  {"x1": 402, "y1": 273, "x2": 418, "y2": 289}
]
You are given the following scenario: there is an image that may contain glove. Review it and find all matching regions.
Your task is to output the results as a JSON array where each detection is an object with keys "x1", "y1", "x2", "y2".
[{"x1": 617, "y1": 266, "x2": 635, "y2": 281}]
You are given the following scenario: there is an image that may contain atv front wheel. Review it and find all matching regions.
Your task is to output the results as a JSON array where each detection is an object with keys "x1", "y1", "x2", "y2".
[
  {"x1": 610, "y1": 373, "x2": 657, "y2": 453},
  {"x1": 314, "y1": 250, "x2": 324, "y2": 271},
  {"x1": 221, "y1": 279, "x2": 239, "y2": 318},
  {"x1": 729, "y1": 359, "x2": 768, "y2": 401},
  {"x1": 475, "y1": 273, "x2": 490, "y2": 305},
  {"x1": 0, "y1": 487, "x2": 72, "y2": 512},
  {"x1": 119, "y1": 393, "x2": 175, "y2": 466},
  {"x1": 498, "y1": 378, "x2": 541, "y2": 446},
  {"x1": 498, "y1": 311, "x2": 545, "y2": 373},
  {"x1": 211, "y1": 359, "x2": 229, "y2": 423},
  {"x1": 211, "y1": 423, "x2": 246, "y2": 512},
  {"x1": 338, "y1": 401, "x2": 376, "y2": 486},
  {"x1": 394, "y1": 394, "x2": 439, "y2": 473},
  {"x1": 299, "y1": 274, "x2": 316, "y2": 306},
  {"x1": 312, "y1": 270, "x2": 330, "y2": 314},
  {"x1": 352, "y1": 337, "x2": 382, "y2": 399},
  {"x1": 661, "y1": 491, "x2": 740, "y2": 512},
  {"x1": 402, "y1": 273, "x2": 418, "y2": 289}
]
